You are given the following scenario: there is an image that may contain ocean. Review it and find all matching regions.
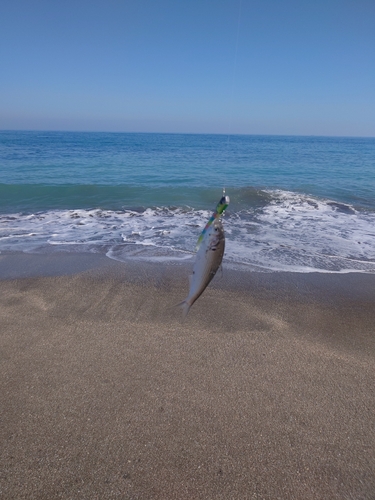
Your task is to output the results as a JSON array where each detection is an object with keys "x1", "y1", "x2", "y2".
[{"x1": 1, "y1": 130, "x2": 374, "y2": 273}]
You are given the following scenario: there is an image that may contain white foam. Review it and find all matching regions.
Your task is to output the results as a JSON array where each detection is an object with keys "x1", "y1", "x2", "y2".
[
  {"x1": 1, "y1": 193, "x2": 374, "y2": 273},
  {"x1": 227, "y1": 190, "x2": 375, "y2": 273}
]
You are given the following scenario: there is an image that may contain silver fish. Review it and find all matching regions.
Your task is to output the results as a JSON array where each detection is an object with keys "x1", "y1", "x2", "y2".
[{"x1": 179, "y1": 218, "x2": 225, "y2": 317}]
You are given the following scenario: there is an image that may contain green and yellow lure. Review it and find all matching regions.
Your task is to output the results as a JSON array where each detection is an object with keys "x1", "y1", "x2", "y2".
[{"x1": 195, "y1": 191, "x2": 230, "y2": 250}]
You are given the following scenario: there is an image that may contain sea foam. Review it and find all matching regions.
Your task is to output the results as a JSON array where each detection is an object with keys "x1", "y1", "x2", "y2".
[{"x1": 1, "y1": 190, "x2": 374, "y2": 273}]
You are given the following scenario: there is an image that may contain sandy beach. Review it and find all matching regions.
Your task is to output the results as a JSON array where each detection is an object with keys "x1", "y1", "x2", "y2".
[{"x1": 1, "y1": 252, "x2": 375, "y2": 499}]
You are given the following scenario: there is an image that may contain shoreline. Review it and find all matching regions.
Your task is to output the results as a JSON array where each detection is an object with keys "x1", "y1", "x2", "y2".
[
  {"x1": 1, "y1": 252, "x2": 375, "y2": 498},
  {"x1": 1, "y1": 249, "x2": 375, "y2": 301}
]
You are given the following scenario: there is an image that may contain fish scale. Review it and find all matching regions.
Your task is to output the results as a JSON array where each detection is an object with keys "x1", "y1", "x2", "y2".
[{"x1": 179, "y1": 218, "x2": 226, "y2": 317}]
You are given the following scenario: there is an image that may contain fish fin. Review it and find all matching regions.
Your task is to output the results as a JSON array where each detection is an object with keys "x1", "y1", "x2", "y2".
[
  {"x1": 218, "y1": 264, "x2": 224, "y2": 279},
  {"x1": 175, "y1": 299, "x2": 191, "y2": 318}
]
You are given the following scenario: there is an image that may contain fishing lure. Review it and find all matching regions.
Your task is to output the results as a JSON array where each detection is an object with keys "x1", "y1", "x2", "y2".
[{"x1": 195, "y1": 190, "x2": 230, "y2": 250}]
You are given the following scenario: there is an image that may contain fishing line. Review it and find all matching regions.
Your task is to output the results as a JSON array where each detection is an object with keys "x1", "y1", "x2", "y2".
[
  {"x1": 226, "y1": 0, "x2": 242, "y2": 145},
  {"x1": 195, "y1": 1, "x2": 242, "y2": 248},
  {"x1": 195, "y1": 0, "x2": 242, "y2": 249},
  {"x1": 222, "y1": 0, "x2": 242, "y2": 208}
]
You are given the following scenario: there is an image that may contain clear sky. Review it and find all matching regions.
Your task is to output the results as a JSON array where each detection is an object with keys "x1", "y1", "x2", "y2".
[{"x1": 1, "y1": 0, "x2": 374, "y2": 136}]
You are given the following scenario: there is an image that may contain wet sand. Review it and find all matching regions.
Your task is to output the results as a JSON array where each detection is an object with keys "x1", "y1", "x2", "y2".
[{"x1": 1, "y1": 253, "x2": 375, "y2": 499}]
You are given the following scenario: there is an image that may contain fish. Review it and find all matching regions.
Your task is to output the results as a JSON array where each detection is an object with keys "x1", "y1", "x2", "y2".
[{"x1": 179, "y1": 217, "x2": 226, "y2": 317}]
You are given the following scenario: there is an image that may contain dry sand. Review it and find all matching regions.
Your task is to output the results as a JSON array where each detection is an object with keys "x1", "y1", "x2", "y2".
[{"x1": 1, "y1": 253, "x2": 375, "y2": 499}]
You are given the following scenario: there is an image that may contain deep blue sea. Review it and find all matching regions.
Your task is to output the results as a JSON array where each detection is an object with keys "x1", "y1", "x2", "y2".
[{"x1": 1, "y1": 130, "x2": 374, "y2": 273}]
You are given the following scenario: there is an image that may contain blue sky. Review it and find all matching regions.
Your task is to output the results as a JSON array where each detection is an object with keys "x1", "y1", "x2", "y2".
[{"x1": 1, "y1": 0, "x2": 374, "y2": 136}]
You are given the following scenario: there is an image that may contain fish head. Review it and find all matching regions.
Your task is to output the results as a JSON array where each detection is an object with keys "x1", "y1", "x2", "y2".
[{"x1": 208, "y1": 218, "x2": 225, "y2": 251}]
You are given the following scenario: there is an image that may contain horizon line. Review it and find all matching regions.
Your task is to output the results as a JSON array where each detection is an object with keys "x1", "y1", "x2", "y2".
[{"x1": 1, "y1": 129, "x2": 374, "y2": 140}]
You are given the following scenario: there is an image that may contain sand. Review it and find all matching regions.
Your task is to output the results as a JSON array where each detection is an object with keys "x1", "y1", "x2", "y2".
[{"x1": 1, "y1": 252, "x2": 375, "y2": 499}]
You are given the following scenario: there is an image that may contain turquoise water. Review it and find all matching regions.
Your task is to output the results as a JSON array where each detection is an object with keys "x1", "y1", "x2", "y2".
[{"x1": 1, "y1": 130, "x2": 374, "y2": 272}]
